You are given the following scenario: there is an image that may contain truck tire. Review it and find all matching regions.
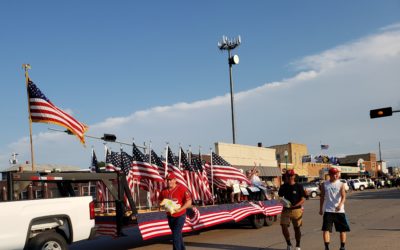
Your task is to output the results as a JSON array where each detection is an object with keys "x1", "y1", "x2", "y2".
[
  {"x1": 249, "y1": 214, "x2": 265, "y2": 229},
  {"x1": 27, "y1": 231, "x2": 68, "y2": 250},
  {"x1": 359, "y1": 185, "x2": 365, "y2": 191},
  {"x1": 310, "y1": 191, "x2": 317, "y2": 198},
  {"x1": 264, "y1": 216, "x2": 274, "y2": 226}
]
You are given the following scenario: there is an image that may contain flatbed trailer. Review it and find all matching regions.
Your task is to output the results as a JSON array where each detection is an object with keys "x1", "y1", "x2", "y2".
[{"x1": 2, "y1": 170, "x2": 283, "y2": 241}]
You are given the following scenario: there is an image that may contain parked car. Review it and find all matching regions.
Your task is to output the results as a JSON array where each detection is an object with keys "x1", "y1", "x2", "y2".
[
  {"x1": 352, "y1": 179, "x2": 368, "y2": 191},
  {"x1": 340, "y1": 179, "x2": 350, "y2": 192},
  {"x1": 302, "y1": 183, "x2": 321, "y2": 199}
]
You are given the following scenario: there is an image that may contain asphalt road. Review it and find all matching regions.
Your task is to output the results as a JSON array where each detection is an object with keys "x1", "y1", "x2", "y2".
[{"x1": 71, "y1": 188, "x2": 400, "y2": 250}]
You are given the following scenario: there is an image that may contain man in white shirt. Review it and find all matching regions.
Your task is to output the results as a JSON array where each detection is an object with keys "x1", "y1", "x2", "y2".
[{"x1": 319, "y1": 167, "x2": 350, "y2": 250}]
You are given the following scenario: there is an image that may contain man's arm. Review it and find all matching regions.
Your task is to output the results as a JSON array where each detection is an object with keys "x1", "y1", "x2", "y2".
[
  {"x1": 319, "y1": 183, "x2": 325, "y2": 215},
  {"x1": 335, "y1": 183, "x2": 346, "y2": 212},
  {"x1": 176, "y1": 198, "x2": 192, "y2": 213}
]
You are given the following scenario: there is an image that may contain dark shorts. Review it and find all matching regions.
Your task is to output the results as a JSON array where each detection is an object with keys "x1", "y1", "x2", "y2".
[{"x1": 322, "y1": 212, "x2": 350, "y2": 232}]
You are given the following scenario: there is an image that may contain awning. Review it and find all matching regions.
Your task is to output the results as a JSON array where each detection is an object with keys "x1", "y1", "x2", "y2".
[{"x1": 235, "y1": 165, "x2": 282, "y2": 177}]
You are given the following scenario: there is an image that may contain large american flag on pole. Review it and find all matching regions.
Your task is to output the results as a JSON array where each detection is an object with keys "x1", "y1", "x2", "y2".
[{"x1": 27, "y1": 79, "x2": 88, "y2": 144}]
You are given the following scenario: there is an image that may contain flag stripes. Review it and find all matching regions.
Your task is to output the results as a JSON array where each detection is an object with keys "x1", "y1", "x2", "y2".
[
  {"x1": 131, "y1": 143, "x2": 164, "y2": 182},
  {"x1": 166, "y1": 147, "x2": 188, "y2": 189},
  {"x1": 210, "y1": 152, "x2": 251, "y2": 186},
  {"x1": 137, "y1": 201, "x2": 283, "y2": 240},
  {"x1": 27, "y1": 80, "x2": 87, "y2": 144}
]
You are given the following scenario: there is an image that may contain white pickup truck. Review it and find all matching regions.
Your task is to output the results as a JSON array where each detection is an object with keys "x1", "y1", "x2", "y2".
[{"x1": 0, "y1": 196, "x2": 96, "y2": 250}]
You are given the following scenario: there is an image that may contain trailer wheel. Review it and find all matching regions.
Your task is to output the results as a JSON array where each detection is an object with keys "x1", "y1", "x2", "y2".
[
  {"x1": 27, "y1": 231, "x2": 68, "y2": 250},
  {"x1": 264, "y1": 216, "x2": 274, "y2": 226},
  {"x1": 249, "y1": 214, "x2": 265, "y2": 229}
]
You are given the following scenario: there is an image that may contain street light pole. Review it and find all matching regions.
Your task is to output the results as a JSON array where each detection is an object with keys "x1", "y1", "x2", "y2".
[
  {"x1": 284, "y1": 150, "x2": 288, "y2": 171},
  {"x1": 218, "y1": 36, "x2": 241, "y2": 144}
]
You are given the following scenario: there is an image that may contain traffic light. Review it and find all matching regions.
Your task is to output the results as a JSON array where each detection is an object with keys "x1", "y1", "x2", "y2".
[
  {"x1": 370, "y1": 107, "x2": 393, "y2": 119},
  {"x1": 101, "y1": 134, "x2": 117, "y2": 142}
]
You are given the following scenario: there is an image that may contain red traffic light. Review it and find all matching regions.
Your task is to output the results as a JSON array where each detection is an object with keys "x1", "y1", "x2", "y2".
[{"x1": 370, "y1": 107, "x2": 393, "y2": 119}]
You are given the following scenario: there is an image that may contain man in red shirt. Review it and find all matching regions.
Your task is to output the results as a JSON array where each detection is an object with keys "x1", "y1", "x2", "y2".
[{"x1": 159, "y1": 172, "x2": 192, "y2": 250}]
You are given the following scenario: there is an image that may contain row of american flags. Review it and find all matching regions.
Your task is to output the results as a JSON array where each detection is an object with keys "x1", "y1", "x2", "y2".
[
  {"x1": 92, "y1": 144, "x2": 263, "y2": 238},
  {"x1": 91, "y1": 143, "x2": 251, "y2": 207}
]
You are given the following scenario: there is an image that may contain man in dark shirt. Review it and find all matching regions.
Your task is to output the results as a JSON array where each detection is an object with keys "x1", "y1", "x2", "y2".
[{"x1": 278, "y1": 169, "x2": 307, "y2": 250}]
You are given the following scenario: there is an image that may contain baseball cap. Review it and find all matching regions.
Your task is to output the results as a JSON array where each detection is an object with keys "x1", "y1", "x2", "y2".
[
  {"x1": 166, "y1": 172, "x2": 176, "y2": 179},
  {"x1": 328, "y1": 167, "x2": 340, "y2": 174},
  {"x1": 286, "y1": 169, "x2": 295, "y2": 176}
]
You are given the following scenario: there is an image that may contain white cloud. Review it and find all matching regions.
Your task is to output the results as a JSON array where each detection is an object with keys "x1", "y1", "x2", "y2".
[{"x1": 2, "y1": 25, "x2": 400, "y2": 169}]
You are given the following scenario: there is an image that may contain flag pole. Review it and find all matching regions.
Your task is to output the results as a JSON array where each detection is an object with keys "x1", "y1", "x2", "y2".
[
  {"x1": 147, "y1": 141, "x2": 152, "y2": 210},
  {"x1": 23, "y1": 64, "x2": 35, "y2": 171},
  {"x1": 165, "y1": 144, "x2": 169, "y2": 177},
  {"x1": 210, "y1": 148, "x2": 214, "y2": 205},
  {"x1": 178, "y1": 145, "x2": 182, "y2": 172}
]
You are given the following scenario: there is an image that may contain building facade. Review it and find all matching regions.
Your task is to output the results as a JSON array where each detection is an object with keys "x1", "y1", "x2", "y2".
[{"x1": 215, "y1": 142, "x2": 281, "y2": 186}]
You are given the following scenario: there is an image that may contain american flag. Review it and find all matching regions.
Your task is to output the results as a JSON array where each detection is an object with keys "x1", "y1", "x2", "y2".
[
  {"x1": 91, "y1": 149, "x2": 98, "y2": 172},
  {"x1": 180, "y1": 148, "x2": 201, "y2": 201},
  {"x1": 204, "y1": 162, "x2": 227, "y2": 189},
  {"x1": 96, "y1": 180, "x2": 106, "y2": 213},
  {"x1": 120, "y1": 151, "x2": 137, "y2": 209},
  {"x1": 147, "y1": 150, "x2": 167, "y2": 192},
  {"x1": 131, "y1": 143, "x2": 163, "y2": 183},
  {"x1": 105, "y1": 150, "x2": 121, "y2": 172},
  {"x1": 95, "y1": 216, "x2": 118, "y2": 238},
  {"x1": 210, "y1": 152, "x2": 251, "y2": 186},
  {"x1": 166, "y1": 146, "x2": 188, "y2": 189},
  {"x1": 150, "y1": 150, "x2": 166, "y2": 178},
  {"x1": 139, "y1": 151, "x2": 165, "y2": 203},
  {"x1": 27, "y1": 79, "x2": 87, "y2": 144},
  {"x1": 91, "y1": 148, "x2": 106, "y2": 212},
  {"x1": 191, "y1": 153, "x2": 213, "y2": 203}
]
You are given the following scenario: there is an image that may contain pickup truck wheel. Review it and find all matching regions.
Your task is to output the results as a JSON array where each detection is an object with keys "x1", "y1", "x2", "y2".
[
  {"x1": 28, "y1": 232, "x2": 68, "y2": 250},
  {"x1": 249, "y1": 214, "x2": 265, "y2": 229},
  {"x1": 359, "y1": 185, "x2": 365, "y2": 191},
  {"x1": 264, "y1": 216, "x2": 274, "y2": 226},
  {"x1": 310, "y1": 191, "x2": 317, "y2": 198}
]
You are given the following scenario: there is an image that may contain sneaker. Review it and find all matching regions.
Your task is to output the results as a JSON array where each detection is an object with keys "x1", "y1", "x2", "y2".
[
  {"x1": 286, "y1": 246, "x2": 292, "y2": 250},
  {"x1": 295, "y1": 247, "x2": 301, "y2": 250}
]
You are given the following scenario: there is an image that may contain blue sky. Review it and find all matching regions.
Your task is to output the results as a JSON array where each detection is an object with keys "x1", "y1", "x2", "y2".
[{"x1": 1, "y1": 1, "x2": 400, "y2": 169}]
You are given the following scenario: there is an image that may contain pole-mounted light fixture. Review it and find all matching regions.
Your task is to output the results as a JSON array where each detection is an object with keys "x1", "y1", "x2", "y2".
[{"x1": 218, "y1": 35, "x2": 241, "y2": 144}]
